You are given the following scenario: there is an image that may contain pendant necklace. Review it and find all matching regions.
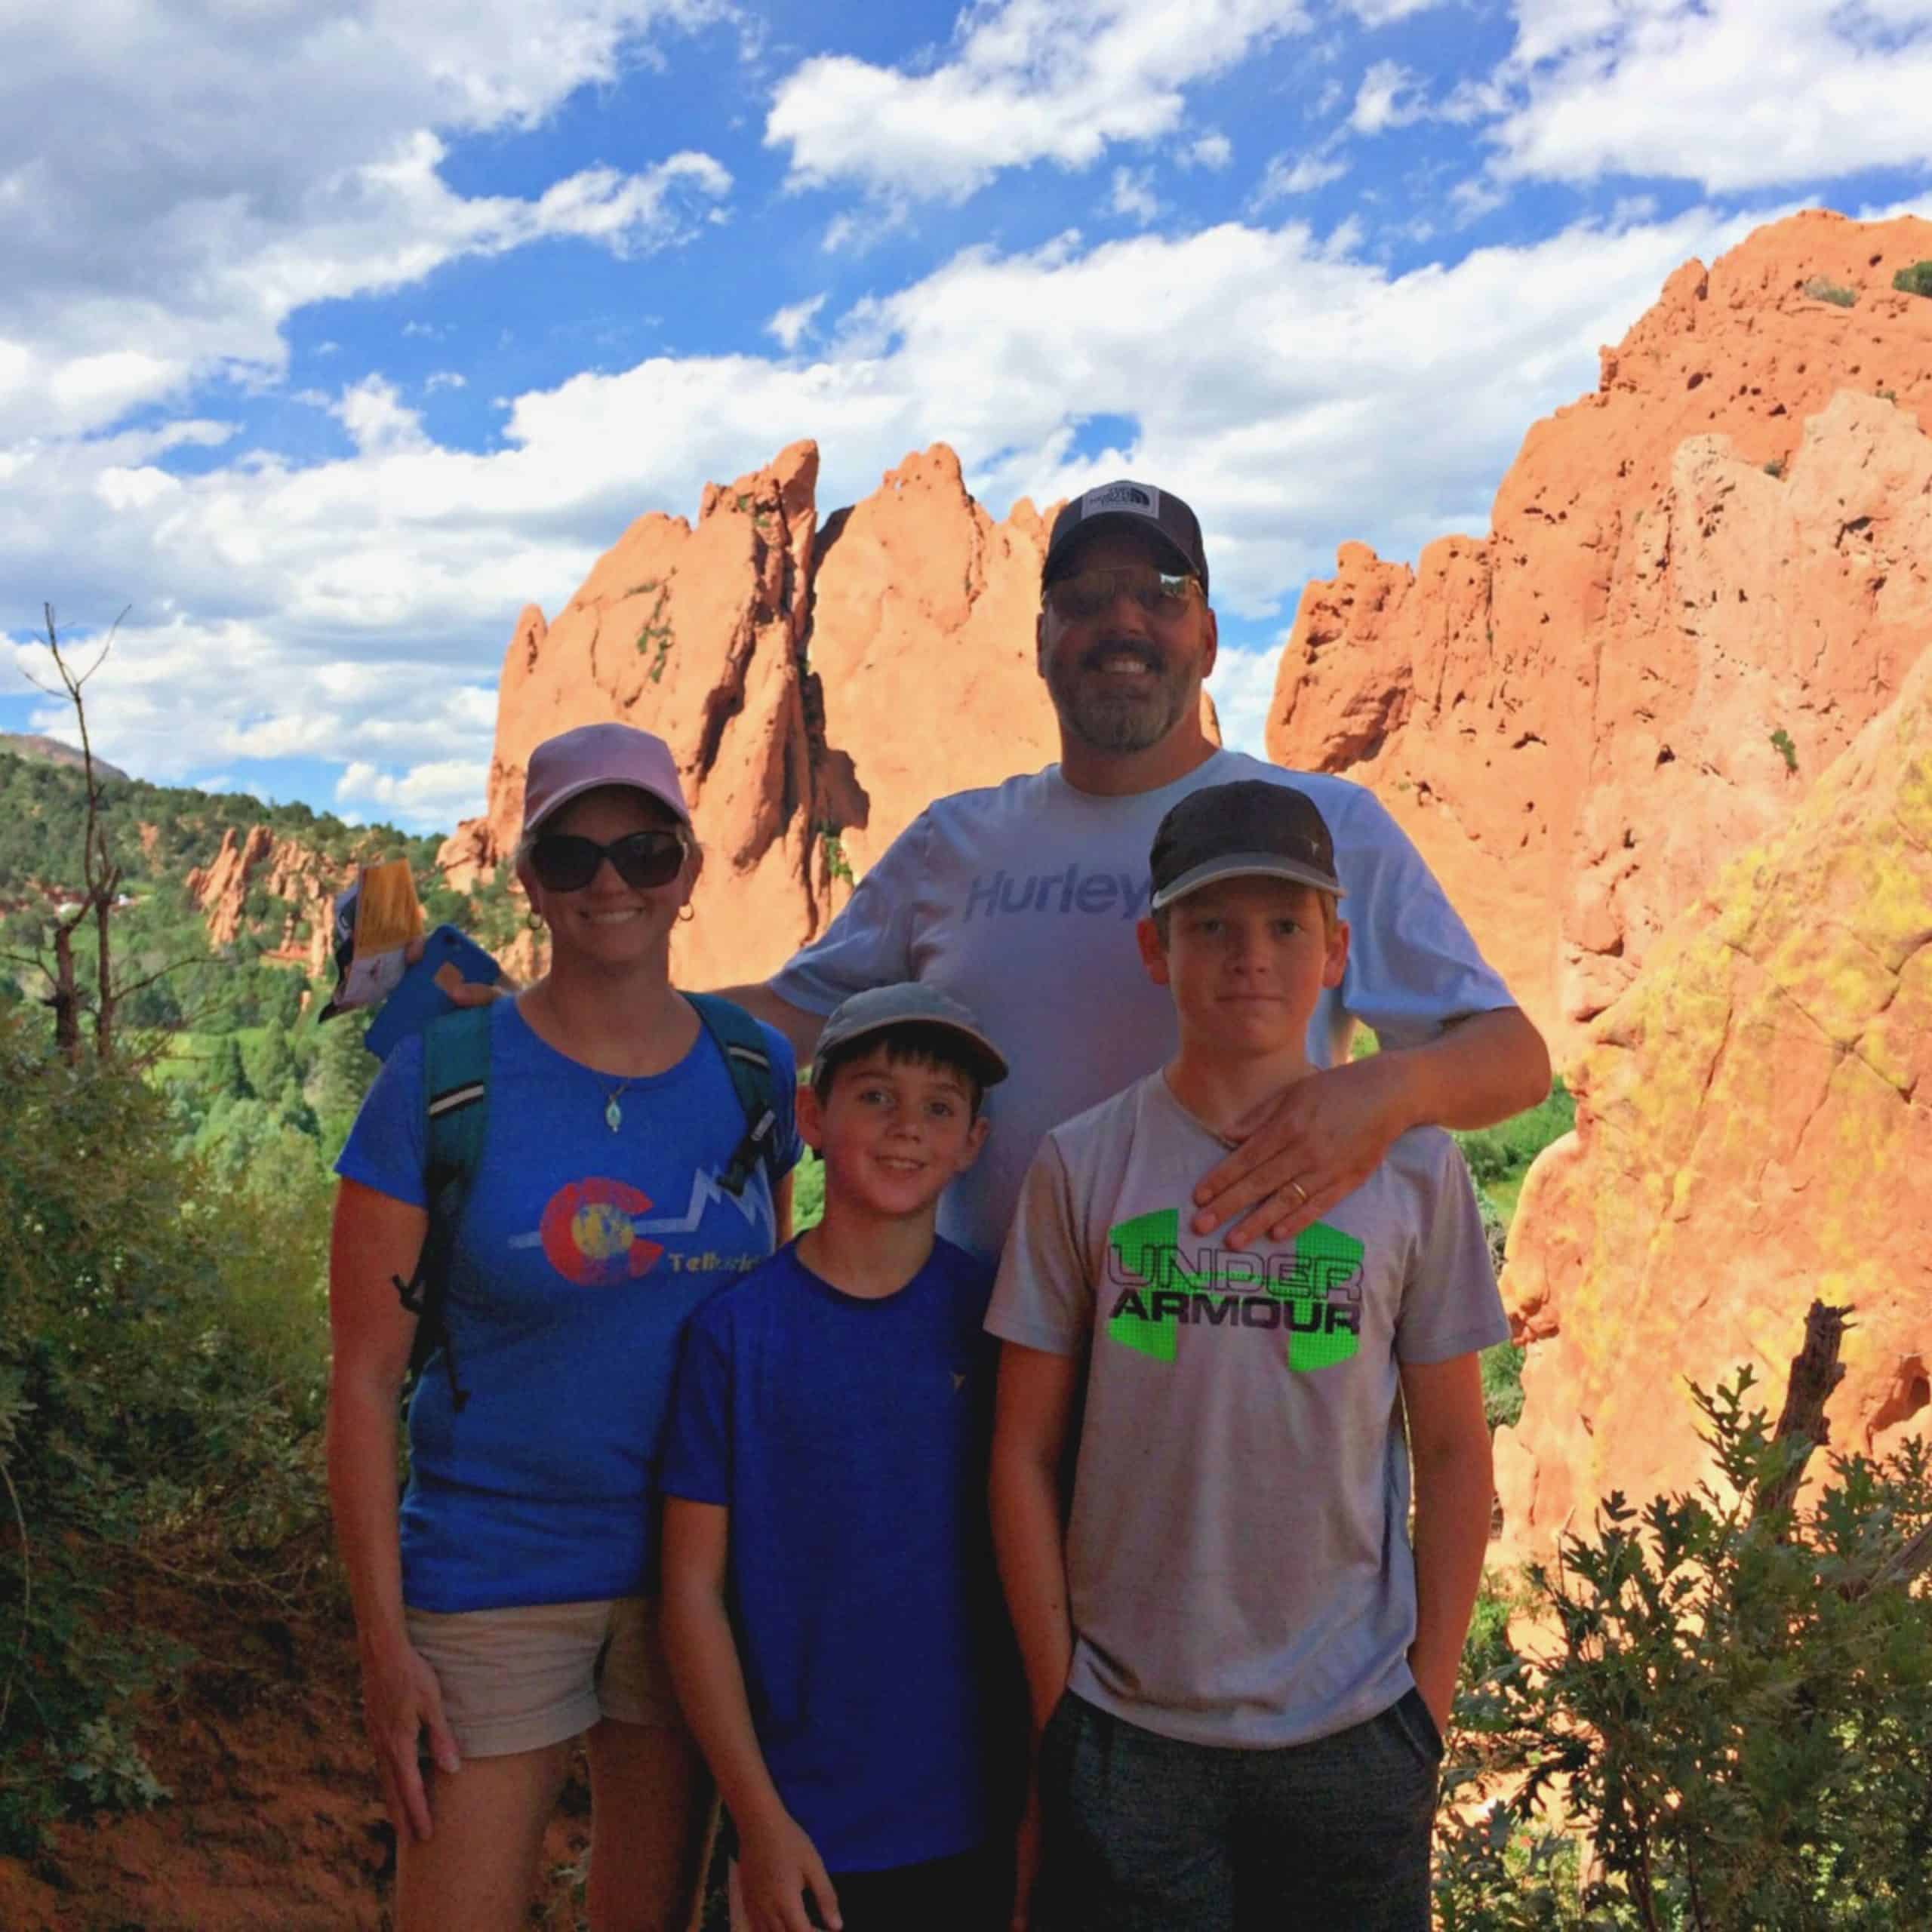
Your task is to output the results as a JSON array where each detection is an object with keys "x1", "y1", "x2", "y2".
[{"x1": 602, "y1": 1076, "x2": 637, "y2": 1133}]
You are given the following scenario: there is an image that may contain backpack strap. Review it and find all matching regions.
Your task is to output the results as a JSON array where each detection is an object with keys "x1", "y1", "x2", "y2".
[
  {"x1": 395, "y1": 1002, "x2": 493, "y2": 1411},
  {"x1": 685, "y1": 993, "x2": 783, "y2": 1199}
]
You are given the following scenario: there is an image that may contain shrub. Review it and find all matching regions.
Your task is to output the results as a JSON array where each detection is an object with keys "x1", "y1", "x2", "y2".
[
  {"x1": 1801, "y1": 275, "x2": 1859, "y2": 307},
  {"x1": 0, "y1": 1008, "x2": 334, "y2": 1851},
  {"x1": 1893, "y1": 260, "x2": 1932, "y2": 298},
  {"x1": 1438, "y1": 1364, "x2": 1932, "y2": 1930}
]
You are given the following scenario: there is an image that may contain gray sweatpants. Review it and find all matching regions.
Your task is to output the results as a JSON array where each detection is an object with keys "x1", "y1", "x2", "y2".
[{"x1": 1035, "y1": 1687, "x2": 1443, "y2": 1931}]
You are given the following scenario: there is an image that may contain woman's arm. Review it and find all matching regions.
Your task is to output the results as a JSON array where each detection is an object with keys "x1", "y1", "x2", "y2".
[
  {"x1": 660, "y1": 1498, "x2": 841, "y2": 1932},
  {"x1": 326, "y1": 1177, "x2": 461, "y2": 1841},
  {"x1": 1399, "y1": 1351, "x2": 1495, "y2": 1733}
]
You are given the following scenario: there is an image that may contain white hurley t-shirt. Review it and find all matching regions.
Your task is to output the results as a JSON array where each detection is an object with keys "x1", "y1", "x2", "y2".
[
  {"x1": 771, "y1": 750, "x2": 1516, "y2": 1257},
  {"x1": 986, "y1": 1072, "x2": 1508, "y2": 1749}
]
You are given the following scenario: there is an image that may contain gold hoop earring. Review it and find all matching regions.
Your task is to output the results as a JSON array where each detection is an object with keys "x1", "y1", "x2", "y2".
[{"x1": 676, "y1": 903, "x2": 695, "y2": 924}]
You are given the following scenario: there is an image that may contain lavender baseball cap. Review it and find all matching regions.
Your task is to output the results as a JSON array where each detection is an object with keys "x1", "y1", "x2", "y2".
[{"x1": 521, "y1": 722, "x2": 691, "y2": 835}]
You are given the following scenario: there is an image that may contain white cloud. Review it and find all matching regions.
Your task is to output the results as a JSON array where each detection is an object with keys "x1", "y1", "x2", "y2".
[
  {"x1": 337, "y1": 756, "x2": 494, "y2": 824},
  {"x1": 1183, "y1": 132, "x2": 1235, "y2": 170},
  {"x1": 1251, "y1": 153, "x2": 1349, "y2": 205},
  {"x1": 765, "y1": 0, "x2": 1309, "y2": 202},
  {"x1": 6, "y1": 615, "x2": 501, "y2": 828},
  {"x1": 425, "y1": 371, "x2": 468, "y2": 393},
  {"x1": 1109, "y1": 167, "x2": 1163, "y2": 223},
  {"x1": 5, "y1": 201, "x2": 1776, "y2": 826},
  {"x1": 1342, "y1": 0, "x2": 1441, "y2": 17},
  {"x1": 766, "y1": 294, "x2": 829, "y2": 351},
  {"x1": 0, "y1": 2, "x2": 734, "y2": 441},
  {"x1": 1206, "y1": 644, "x2": 1281, "y2": 753},
  {"x1": 1487, "y1": 0, "x2": 1932, "y2": 189},
  {"x1": 1351, "y1": 59, "x2": 1429, "y2": 134}
]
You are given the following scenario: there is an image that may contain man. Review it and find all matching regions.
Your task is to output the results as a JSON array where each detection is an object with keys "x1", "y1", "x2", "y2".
[{"x1": 721, "y1": 478, "x2": 1549, "y2": 1257}]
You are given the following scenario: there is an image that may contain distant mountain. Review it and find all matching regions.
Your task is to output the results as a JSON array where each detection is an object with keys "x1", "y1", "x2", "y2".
[{"x1": 0, "y1": 731, "x2": 128, "y2": 781}]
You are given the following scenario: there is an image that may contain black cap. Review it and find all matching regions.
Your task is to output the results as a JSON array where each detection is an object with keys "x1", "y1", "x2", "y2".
[
  {"x1": 1042, "y1": 480, "x2": 1209, "y2": 598},
  {"x1": 1149, "y1": 780, "x2": 1343, "y2": 912}
]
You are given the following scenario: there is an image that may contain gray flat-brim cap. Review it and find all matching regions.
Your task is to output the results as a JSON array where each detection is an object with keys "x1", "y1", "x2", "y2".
[{"x1": 816, "y1": 981, "x2": 1010, "y2": 1086}]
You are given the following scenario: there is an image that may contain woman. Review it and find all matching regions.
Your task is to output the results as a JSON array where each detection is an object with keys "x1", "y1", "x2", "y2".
[{"x1": 328, "y1": 722, "x2": 798, "y2": 1932}]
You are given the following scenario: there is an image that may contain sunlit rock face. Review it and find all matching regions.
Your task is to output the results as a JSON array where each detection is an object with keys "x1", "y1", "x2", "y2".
[
  {"x1": 1266, "y1": 210, "x2": 1932, "y2": 1056},
  {"x1": 1495, "y1": 644, "x2": 1932, "y2": 1562},
  {"x1": 439, "y1": 440, "x2": 1071, "y2": 986}
]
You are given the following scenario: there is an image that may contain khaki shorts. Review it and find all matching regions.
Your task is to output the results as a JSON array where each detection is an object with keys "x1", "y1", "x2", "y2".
[{"x1": 405, "y1": 1596, "x2": 685, "y2": 1759}]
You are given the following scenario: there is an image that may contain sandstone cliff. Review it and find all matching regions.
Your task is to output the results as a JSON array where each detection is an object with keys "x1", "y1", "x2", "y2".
[
  {"x1": 442, "y1": 445, "x2": 1106, "y2": 986},
  {"x1": 1494, "y1": 644, "x2": 1932, "y2": 1558},
  {"x1": 186, "y1": 825, "x2": 341, "y2": 973},
  {"x1": 1266, "y1": 210, "x2": 1932, "y2": 1052}
]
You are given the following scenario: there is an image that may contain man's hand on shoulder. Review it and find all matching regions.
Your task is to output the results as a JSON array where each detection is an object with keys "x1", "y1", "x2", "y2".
[{"x1": 1191, "y1": 1052, "x2": 1412, "y2": 1249}]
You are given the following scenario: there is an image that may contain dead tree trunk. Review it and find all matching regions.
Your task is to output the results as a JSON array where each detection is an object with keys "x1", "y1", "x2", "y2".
[{"x1": 1753, "y1": 1300, "x2": 1850, "y2": 1524}]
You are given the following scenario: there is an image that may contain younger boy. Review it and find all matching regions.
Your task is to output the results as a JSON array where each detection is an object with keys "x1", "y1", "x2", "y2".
[
  {"x1": 988, "y1": 780, "x2": 1505, "y2": 1932},
  {"x1": 660, "y1": 983, "x2": 1017, "y2": 1932}
]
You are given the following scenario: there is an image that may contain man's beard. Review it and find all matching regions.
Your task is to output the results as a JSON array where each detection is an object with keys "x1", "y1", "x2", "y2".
[{"x1": 1044, "y1": 638, "x2": 1198, "y2": 753}]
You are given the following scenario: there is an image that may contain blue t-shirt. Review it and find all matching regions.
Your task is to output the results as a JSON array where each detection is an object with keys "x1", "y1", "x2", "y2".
[
  {"x1": 660, "y1": 1238, "x2": 1004, "y2": 1873},
  {"x1": 336, "y1": 998, "x2": 801, "y2": 1614}
]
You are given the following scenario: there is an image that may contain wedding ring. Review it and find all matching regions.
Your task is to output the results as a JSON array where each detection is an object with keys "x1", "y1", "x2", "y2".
[{"x1": 1289, "y1": 1179, "x2": 1311, "y2": 1207}]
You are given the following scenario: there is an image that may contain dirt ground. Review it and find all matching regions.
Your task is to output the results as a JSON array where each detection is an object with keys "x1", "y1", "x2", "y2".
[{"x1": 0, "y1": 1564, "x2": 612, "y2": 1932}]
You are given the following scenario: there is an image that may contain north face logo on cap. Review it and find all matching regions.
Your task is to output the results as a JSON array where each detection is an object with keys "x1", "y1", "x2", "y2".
[{"x1": 1082, "y1": 482, "x2": 1159, "y2": 518}]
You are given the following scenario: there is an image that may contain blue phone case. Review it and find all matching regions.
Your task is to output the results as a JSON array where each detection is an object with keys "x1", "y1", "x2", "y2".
[{"x1": 361, "y1": 924, "x2": 504, "y2": 1061}]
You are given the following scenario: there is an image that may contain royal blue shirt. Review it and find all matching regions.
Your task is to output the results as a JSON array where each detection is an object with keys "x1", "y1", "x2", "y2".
[
  {"x1": 660, "y1": 1238, "x2": 1004, "y2": 1873},
  {"x1": 336, "y1": 998, "x2": 799, "y2": 1614}
]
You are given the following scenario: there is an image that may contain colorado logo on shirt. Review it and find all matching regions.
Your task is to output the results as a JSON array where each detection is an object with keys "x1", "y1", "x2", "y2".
[{"x1": 539, "y1": 1179, "x2": 666, "y2": 1286}]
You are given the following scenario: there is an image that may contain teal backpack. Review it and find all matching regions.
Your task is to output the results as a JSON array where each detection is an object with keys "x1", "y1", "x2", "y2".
[{"x1": 394, "y1": 995, "x2": 784, "y2": 1411}]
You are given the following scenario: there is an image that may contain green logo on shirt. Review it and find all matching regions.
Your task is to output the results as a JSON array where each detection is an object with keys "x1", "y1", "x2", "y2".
[{"x1": 1103, "y1": 1208, "x2": 1364, "y2": 1371}]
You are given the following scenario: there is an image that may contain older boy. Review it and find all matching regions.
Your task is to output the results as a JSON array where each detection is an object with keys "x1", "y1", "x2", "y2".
[
  {"x1": 988, "y1": 780, "x2": 1504, "y2": 1931},
  {"x1": 660, "y1": 984, "x2": 1017, "y2": 1932}
]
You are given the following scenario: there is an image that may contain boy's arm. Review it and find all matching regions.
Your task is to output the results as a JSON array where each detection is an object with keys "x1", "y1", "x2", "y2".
[
  {"x1": 660, "y1": 1498, "x2": 841, "y2": 1932},
  {"x1": 1399, "y1": 1351, "x2": 1494, "y2": 1733},
  {"x1": 989, "y1": 1342, "x2": 1084, "y2": 1737}
]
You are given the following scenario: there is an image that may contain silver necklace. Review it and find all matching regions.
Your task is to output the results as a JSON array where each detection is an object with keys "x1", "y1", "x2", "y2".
[{"x1": 601, "y1": 1076, "x2": 637, "y2": 1133}]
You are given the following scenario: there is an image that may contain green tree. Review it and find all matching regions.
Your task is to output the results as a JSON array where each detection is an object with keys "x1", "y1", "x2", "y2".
[
  {"x1": 306, "y1": 1008, "x2": 376, "y2": 1149},
  {"x1": 202, "y1": 1034, "x2": 253, "y2": 1102}
]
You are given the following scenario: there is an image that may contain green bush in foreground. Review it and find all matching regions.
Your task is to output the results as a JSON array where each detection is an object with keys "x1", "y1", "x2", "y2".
[
  {"x1": 0, "y1": 1008, "x2": 335, "y2": 1853},
  {"x1": 1436, "y1": 1369, "x2": 1932, "y2": 1930}
]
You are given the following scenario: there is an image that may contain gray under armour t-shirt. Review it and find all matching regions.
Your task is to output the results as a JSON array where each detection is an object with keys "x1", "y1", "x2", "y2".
[
  {"x1": 770, "y1": 749, "x2": 1516, "y2": 1257},
  {"x1": 986, "y1": 1072, "x2": 1506, "y2": 1749}
]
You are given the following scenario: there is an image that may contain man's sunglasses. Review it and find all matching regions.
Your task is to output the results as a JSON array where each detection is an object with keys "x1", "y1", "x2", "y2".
[
  {"x1": 1044, "y1": 565, "x2": 1202, "y2": 623},
  {"x1": 530, "y1": 828, "x2": 688, "y2": 894}
]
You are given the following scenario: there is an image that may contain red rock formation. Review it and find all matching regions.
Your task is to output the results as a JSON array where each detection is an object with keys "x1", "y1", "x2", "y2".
[
  {"x1": 186, "y1": 826, "x2": 342, "y2": 973},
  {"x1": 441, "y1": 442, "x2": 1079, "y2": 987},
  {"x1": 1266, "y1": 210, "x2": 1932, "y2": 1053},
  {"x1": 1494, "y1": 642, "x2": 1932, "y2": 1560}
]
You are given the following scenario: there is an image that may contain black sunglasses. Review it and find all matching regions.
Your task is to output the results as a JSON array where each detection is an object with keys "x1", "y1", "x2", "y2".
[{"x1": 530, "y1": 827, "x2": 688, "y2": 893}]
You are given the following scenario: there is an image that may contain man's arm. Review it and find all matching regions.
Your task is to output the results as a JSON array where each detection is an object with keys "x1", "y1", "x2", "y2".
[
  {"x1": 1193, "y1": 1004, "x2": 1551, "y2": 1247},
  {"x1": 660, "y1": 1498, "x2": 842, "y2": 1932},
  {"x1": 710, "y1": 982, "x2": 826, "y2": 1066},
  {"x1": 1398, "y1": 1351, "x2": 1494, "y2": 1734}
]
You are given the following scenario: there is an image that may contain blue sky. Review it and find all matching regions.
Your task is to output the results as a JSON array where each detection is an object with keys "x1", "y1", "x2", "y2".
[{"x1": 4, "y1": 0, "x2": 1929, "y2": 830}]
